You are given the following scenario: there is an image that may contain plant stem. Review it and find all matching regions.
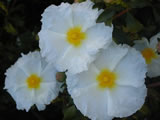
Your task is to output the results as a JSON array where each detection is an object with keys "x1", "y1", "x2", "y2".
[
  {"x1": 147, "y1": 82, "x2": 160, "y2": 88},
  {"x1": 113, "y1": 8, "x2": 130, "y2": 20}
]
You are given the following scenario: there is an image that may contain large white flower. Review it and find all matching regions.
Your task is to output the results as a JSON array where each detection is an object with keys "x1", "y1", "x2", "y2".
[
  {"x1": 38, "y1": 0, "x2": 113, "y2": 75},
  {"x1": 67, "y1": 43, "x2": 147, "y2": 120},
  {"x1": 4, "y1": 51, "x2": 60, "y2": 111},
  {"x1": 134, "y1": 32, "x2": 160, "y2": 78}
]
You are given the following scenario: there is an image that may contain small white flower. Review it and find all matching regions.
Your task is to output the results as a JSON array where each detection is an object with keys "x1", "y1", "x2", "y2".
[
  {"x1": 38, "y1": 0, "x2": 113, "y2": 75},
  {"x1": 67, "y1": 43, "x2": 147, "y2": 120},
  {"x1": 4, "y1": 51, "x2": 60, "y2": 111},
  {"x1": 134, "y1": 32, "x2": 160, "y2": 78}
]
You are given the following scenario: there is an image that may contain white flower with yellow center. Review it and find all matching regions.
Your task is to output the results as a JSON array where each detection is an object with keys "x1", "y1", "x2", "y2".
[
  {"x1": 38, "y1": 0, "x2": 113, "y2": 74},
  {"x1": 4, "y1": 52, "x2": 60, "y2": 111},
  {"x1": 67, "y1": 43, "x2": 147, "y2": 120},
  {"x1": 134, "y1": 33, "x2": 160, "y2": 78}
]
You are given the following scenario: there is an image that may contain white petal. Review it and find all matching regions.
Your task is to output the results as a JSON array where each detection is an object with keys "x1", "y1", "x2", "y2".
[
  {"x1": 34, "y1": 63, "x2": 59, "y2": 106},
  {"x1": 36, "y1": 104, "x2": 46, "y2": 111},
  {"x1": 56, "y1": 46, "x2": 94, "y2": 74},
  {"x1": 4, "y1": 64, "x2": 27, "y2": 90},
  {"x1": 82, "y1": 23, "x2": 113, "y2": 55},
  {"x1": 17, "y1": 52, "x2": 42, "y2": 76},
  {"x1": 40, "y1": 63, "x2": 57, "y2": 83},
  {"x1": 4, "y1": 51, "x2": 60, "y2": 111},
  {"x1": 66, "y1": 64, "x2": 113, "y2": 120},
  {"x1": 147, "y1": 56, "x2": 160, "y2": 77},
  {"x1": 107, "y1": 85, "x2": 147, "y2": 117},
  {"x1": 133, "y1": 37, "x2": 150, "y2": 51},
  {"x1": 39, "y1": 30, "x2": 69, "y2": 63},
  {"x1": 94, "y1": 43, "x2": 128, "y2": 71},
  {"x1": 34, "y1": 82, "x2": 59, "y2": 107},
  {"x1": 115, "y1": 47, "x2": 147, "y2": 87},
  {"x1": 66, "y1": 64, "x2": 99, "y2": 94},
  {"x1": 11, "y1": 87, "x2": 34, "y2": 111},
  {"x1": 150, "y1": 32, "x2": 160, "y2": 50},
  {"x1": 41, "y1": 3, "x2": 73, "y2": 34},
  {"x1": 67, "y1": 79, "x2": 113, "y2": 120},
  {"x1": 72, "y1": 0, "x2": 99, "y2": 31}
]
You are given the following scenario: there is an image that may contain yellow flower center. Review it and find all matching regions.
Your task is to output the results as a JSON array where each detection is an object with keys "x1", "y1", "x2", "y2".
[
  {"x1": 26, "y1": 74, "x2": 42, "y2": 89},
  {"x1": 141, "y1": 48, "x2": 157, "y2": 64},
  {"x1": 96, "y1": 69, "x2": 117, "y2": 89},
  {"x1": 67, "y1": 26, "x2": 86, "y2": 47}
]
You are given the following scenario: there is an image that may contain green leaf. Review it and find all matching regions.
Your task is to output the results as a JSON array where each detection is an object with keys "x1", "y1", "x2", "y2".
[
  {"x1": 4, "y1": 23, "x2": 17, "y2": 35},
  {"x1": 93, "y1": 2, "x2": 105, "y2": 10},
  {"x1": 97, "y1": 9, "x2": 115, "y2": 23},
  {"x1": 125, "y1": 13, "x2": 143, "y2": 33},
  {"x1": 113, "y1": 27, "x2": 132, "y2": 45},
  {"x1": 139, "y1": 105, "x2": 150, "y2": 116},
  {"x1": 92, "y1": 0, "x2": 104, "y2": 3},
  {"x1": 127, "y1": 0, "x2": 151, "y2": 8},
  {"x1": 63, "y1": 106, "x2": 77, "y2": 120},
  {"x1": 0, "y1": 1, "x2": 8, "y2": 14}
]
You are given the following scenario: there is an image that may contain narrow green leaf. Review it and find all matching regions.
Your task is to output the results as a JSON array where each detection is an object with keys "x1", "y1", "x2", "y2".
[
  {"x1": 63, "y1": 106, "x2": 77, "y2": 120},
  {"x1": 4, "y1": 23, "x2": 17, "y2": 35},
  {"x1": 125, "y1": 13, "x2": 143, "y2": 33},
  {"x1": 97, "y1": 9, "x2": 115, "y2": 23},
  {"x1": 0, "y1": 1, "x2": 8, "y2": 14}
]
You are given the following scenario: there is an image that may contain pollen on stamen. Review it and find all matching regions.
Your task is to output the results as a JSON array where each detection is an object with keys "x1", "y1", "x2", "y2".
[
  {"x1": 96, "y1": 69, "x2": 117, "y2": 89},
  {"x1": 141, "y1": 48, "x2": 157, "y2": 64},
  {"x1": 26, "y1": 74, "x2": 42, "y2": 89},
  {"x1": 67, "y1": 26, "x2": 86, "y2": 47}
]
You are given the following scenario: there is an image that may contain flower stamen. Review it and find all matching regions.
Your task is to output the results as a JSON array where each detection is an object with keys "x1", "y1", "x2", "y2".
[
  {"x1": 141, "y1": 48, "x2": 157, "y2": 64},
  {"x1": 67, "y1": 26, "x2": 86, "y2": 47},
  {"x1": 96, "y1": 69, "x2": 117, "y2": 89},
  {"x1": 26, "y1": 74, "x2": 42, "y2": 89}
]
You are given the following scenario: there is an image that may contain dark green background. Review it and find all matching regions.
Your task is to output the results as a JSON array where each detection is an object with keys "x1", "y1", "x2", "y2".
[{"x1": 0, "y1": 0, "x2": 160, "y2": 120}]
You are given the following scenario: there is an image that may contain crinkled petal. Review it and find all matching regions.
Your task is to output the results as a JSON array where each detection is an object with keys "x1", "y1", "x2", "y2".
[
  {"x1": 67, "y1": 79, "x2": 113, "y2": 120},
  {"x1": 39, "y1": 1, "x2": 111, "y2": 75},
  {"x1": 39, "y1": 30, "x2": 69, "y2": 63},
  {"x1": 4, "y1": 64, "x2": 27, "y2": 91},
  {"x1": 41, "y1": 63, "x2": 57, "y2": 83},
  {"x1": 115, "y1": 47, "x2": 147, "y2": 87},
  {"x1": 72, "y1": 0, "x2": 99, "y2": 31},
  {"x1": 16, "y1": 52, "x2": 42, "y2": 76},
  {"x1": 67, "y1": 64, "x2": 99, "y2": 94},
  {"x1": 147, "y1": 56, "x2": 160, "y2": 77},
  {"x1": 94, "y1": 43, "x2": 128, "y2": 71},
  {"x1": 56, "y1": 46, "x2": 94, "y2": 74},
  {"x1": 36, "y1": 104, "x2": 46, "y2": 111},
  {"x1": 150, "y1": 32, "x2": 160, "y2": 50},
  {"x1": 107, "y1": 85, "x2": 147, "y2": 117},
  {"x1": 82, "y1": 23, "x2": 113, "y2": 55},
  {"x1": 134, "y1": 37, "x2": 150, "y2": 51},
  {"x1": 9, "y1": 87, "x2": 34, "y2": 112},
  {"x1": 34, "y1": 82, "x2": 59, "y2": 108},
  {"x1": 4, "y1": 51, "x2": 60, "y2": 111},
  {"x1": 41, "y1": 3, "x2": 73, "y2": 34}
]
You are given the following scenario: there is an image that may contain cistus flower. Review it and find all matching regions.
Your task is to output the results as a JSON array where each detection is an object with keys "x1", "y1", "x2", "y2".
[
  {"x1": 4, "y1": 52, "x2": 60, "y2": 111},
  {"x1": 38, "y1": 0, "x2": 113, "y2": 75},
  {"x1": 67, "y1": 43, "x2": 147, "y2": 120},
  {"x1": 134, "y1": 33, "x2": 160, "y2": 78}
]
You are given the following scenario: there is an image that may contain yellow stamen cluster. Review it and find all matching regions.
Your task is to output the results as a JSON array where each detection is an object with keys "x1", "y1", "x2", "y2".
[
  {"x1": 26, "y1": 74, "x2": 42, "y2": 89},
  {"x1": 141, "y1": 48, "x2": 157, "y2": 64},
  {"x1": 67, "y1": 26, "x2": 86, "y2": 47},
  {"x1": 96, "y1": 69, "x2": 117, "y2": 89}
]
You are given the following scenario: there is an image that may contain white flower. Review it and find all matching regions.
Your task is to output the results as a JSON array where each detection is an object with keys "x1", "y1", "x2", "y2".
[
  {"x1": 38, "y1": 0, "x2": 113, "y2": 75},
  {"x1": 134, "y1": 32, "x2": 160, "y2": 78},
  {"x1": 4, "y1": 51, "x2": 60, "y2": 111},
  {"x1": 66, "y1": 43, "x2": 147, "y2": 120}
]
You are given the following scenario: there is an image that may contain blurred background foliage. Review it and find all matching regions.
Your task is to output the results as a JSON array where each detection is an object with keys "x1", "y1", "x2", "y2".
[{"x1": 0, "y1": 0, "x2": 160, "y2": 120}]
